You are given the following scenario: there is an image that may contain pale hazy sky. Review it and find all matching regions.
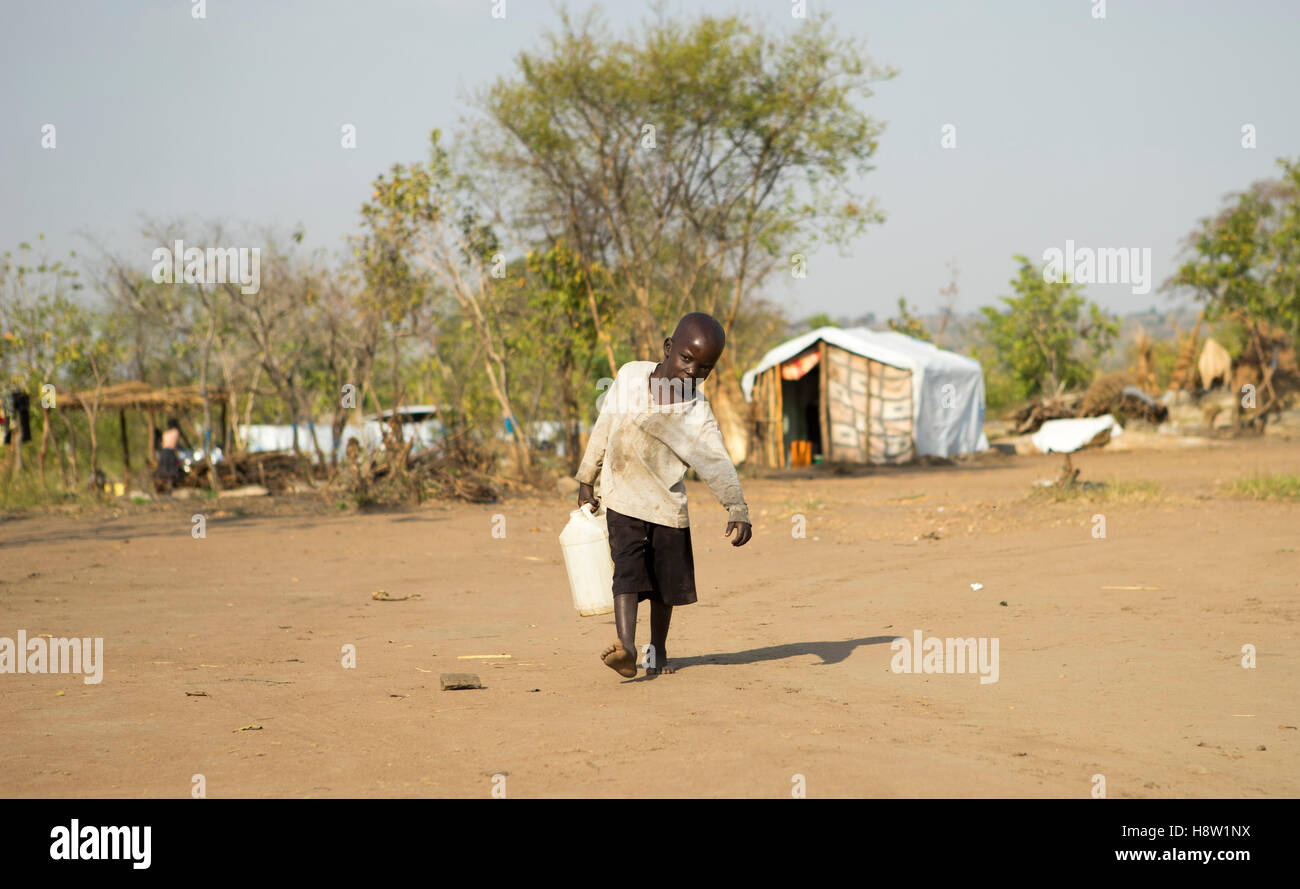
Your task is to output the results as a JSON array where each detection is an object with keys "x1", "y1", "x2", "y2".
[{"x1": 3, "y1": 0, "x2": 1298, "y2": 319}]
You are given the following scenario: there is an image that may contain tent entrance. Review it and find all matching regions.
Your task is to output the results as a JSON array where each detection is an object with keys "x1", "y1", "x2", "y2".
[{"x1": 781, "y1": 371, "x2": 822, "y2": 461}]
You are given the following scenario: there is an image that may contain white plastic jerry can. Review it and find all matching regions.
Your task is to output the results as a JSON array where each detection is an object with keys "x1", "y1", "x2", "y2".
[{"x1": 558, "y1": 502, "x2": 615, "y2": 616}]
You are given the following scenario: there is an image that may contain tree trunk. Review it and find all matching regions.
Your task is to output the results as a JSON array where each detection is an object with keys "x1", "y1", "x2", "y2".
[
  {"x1": 38, "y1": 406, "x2": 51, "y2": 485},
  {"x1": 304, "y1": 387, "x2": 329, "y2": 470},
  {"x1": 239, "y1": 364, "x2": 262, "y2": 454},
  {"x1": 226, "y1": 390, "x2": 237, "y2": 455},
  {"x1": 458, "y1": 296, "x2": 533, "y2": 474},
  {"x1": 119, "y1": 409, "x2": 132, "y2": 486},
  {"x1": 482, "y1": 351, "x2": 532, "y2": 474},
  {"x1": 62, "y1": 411, "x2": 80, "y2": 486},
  {"x1": 220, "y1": 399, "x2": 228, "y2": 458},
  {"x1": 12, "y1": 413, "x2": 22, "y2": 476},
  {"x1": 561, "y1": 375, "x2": 581, "y2": 474},
  {"x1": 200, "y1": 317, "x2": 216, "y2": 471},
  {"x1": 581, "y1": 272, "x2": 619, "y2": 376},
  {"x1": 83, "y1": 405, "x2": 99, "y2": 482},
  {"x1": 707, "y1": 371, "x2": 750, "y2": 465},
  {"x1": 634, "y1": 282, "x2": 659, "y2": 358},
  {"x1": 56, "y1": 418, "x2": 70, "y2": 489}
]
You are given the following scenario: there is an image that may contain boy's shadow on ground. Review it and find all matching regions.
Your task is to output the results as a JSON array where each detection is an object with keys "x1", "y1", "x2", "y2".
[{"x1": 633, "y1": 635, "x2": 896, "y2": 680}]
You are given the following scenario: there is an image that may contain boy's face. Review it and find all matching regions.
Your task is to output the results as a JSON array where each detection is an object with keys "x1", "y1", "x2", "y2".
[{"x1": 661, "y1": 326, "x2": 723, "y2": 387}]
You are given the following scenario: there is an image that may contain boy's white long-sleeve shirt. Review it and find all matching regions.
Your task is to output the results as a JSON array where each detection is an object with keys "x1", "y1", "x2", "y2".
[{"x1": 575, "y1": 361, "x2": 750, "y2": 529}]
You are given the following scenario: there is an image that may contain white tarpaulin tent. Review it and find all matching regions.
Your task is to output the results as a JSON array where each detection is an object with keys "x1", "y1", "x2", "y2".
[{"x1": 742, "y1": 326, "x2": 989, "y2": 462}]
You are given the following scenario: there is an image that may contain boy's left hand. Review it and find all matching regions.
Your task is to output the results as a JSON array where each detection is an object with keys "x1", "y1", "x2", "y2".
[{"x1": 724, "y1": 521, "x2": 752, "y2": 547}]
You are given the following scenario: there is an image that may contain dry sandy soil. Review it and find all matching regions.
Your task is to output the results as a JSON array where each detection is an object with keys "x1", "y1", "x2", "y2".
[{"x1": 2, "y1": 439, "x2": 1298, "y2": 798}]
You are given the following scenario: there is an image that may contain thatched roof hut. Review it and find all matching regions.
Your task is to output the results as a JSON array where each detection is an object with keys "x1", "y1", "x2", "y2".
[
  {"x1": 55, "y1": 381, "x2": 226, "y2": 412},
  {"x1": 53, "y1": 381, "x2": 229, "y2": 477}
]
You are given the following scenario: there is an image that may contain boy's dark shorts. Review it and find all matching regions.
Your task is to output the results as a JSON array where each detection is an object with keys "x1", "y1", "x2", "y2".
[{"x1": 605, "y1": 507, "x2": 697, "y2": 606}]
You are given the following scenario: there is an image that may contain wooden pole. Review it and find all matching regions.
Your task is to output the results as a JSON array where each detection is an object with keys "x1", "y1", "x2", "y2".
[
  {"x1": 146, "y1": 406, "x2": 156, "y2": 463},
  {"x1": 775, "y1": 365, "x2": 785, "y2": 468},
  {"x1": 767, "y1": 368, "x2": 777, "y2": 467},
  {"x1": 818, "y1": 340, "x2": 829, "y2": 462},
  {"x1": 759, "y1": 369, "x2": 769, "y2": 467},
  {"x1": 220, "y1": 397, "x2": 230, "y2": 455},
  {"x1": 119, "y1": 408, "x2": 131, "y2": 483},
  {"x1": 763, "y1": 369, "x2": 772, "y2": 467},
  {"x1": 865, "y1": 357, "x2": 873, "y2": 466}
]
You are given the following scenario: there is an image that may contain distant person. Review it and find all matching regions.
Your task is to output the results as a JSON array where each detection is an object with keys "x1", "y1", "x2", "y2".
[
  {"x1": 575, "y1": 312, "x2": 752, "y2": 678},
  {"x1": 154, "y1": 418, "x2": 190, "y2": 495}
]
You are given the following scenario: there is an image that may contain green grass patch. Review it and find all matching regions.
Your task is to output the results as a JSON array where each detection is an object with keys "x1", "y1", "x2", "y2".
[
  {"x1": 1029, "y1": 477, "x2": 1162, "y2": 504},
  {"x1": 0, "y1": 472, "x2": 98, "y2": 510},
  {"x1": 1224, "y1": 473, "x2": 1300, "y2": 502},
  {"x1": 779, "y1": 496, "x2": 825, "y2": 513}
]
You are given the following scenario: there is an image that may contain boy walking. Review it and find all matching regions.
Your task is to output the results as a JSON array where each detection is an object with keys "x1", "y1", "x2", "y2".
[{"x1": 575, "y1": 312, "x2": 752, "y2": 678}]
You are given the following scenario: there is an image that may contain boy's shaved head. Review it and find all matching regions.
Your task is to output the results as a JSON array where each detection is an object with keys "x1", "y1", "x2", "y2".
[{"x1": 672, "y1": 312, "x2": 726, "y2": 357}]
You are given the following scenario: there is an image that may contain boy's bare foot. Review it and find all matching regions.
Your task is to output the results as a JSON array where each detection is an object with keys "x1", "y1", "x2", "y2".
[
  {"x1": 601, "y1": 642, "x2": 638, "y2": 678},
  {"x1": 645, "y1": 645, "x2": 674, "y2": 674}
]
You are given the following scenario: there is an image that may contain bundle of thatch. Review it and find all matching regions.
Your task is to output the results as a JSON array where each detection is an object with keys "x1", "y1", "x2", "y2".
[
  {"x1": 1168, "y1": 311, "x2": 1206, "y2": 393},
  {"x1": 176, "y1": 450, "x2": 315, "y2": 493},
  {"x1": 57, "y1": 381, "x2": 227, "y2": 411}
]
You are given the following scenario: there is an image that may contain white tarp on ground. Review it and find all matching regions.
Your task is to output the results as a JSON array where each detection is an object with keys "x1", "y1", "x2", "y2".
[
  {"x1": 1031, "y1": 414, "x2": 1123, "y2": 454},
  {"x1": 741, "y1": 326, "x2": 989, "y2": 459}
]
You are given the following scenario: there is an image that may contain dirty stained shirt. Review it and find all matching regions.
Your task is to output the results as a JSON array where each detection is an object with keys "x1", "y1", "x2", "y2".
[{"x1": 575, "y1": 361, "x2": 750, "y2": 529}]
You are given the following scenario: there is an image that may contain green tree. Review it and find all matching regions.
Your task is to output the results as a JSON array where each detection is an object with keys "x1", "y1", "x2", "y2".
[
  {"x1": 361, "y1": 130, "x2": 534, "y2": 472},
  {"x1": 61, "y1": 303, "x2": 124, "y2": 483},
  {"x1": 474, "y1": 8, "x2": 893, "y2": 361},
  {"x1": 978, "y1": 256, "x2": 1118, "y2": 399},
  {"x1": 888, "y1": 297, "x2": 930, "y2": 341},
  {"x1": 801, "y1": 312, "x2": 837, "y2": 332},
  {"x1": 472, "y1": 9, "x2": 893, "y2": 448},
  {"x1": 523, "y1": 240, "x2": 612, "y2": 470},
  {"x1": 0, "y1": 237, "x2": 87, "y2": 481},
  {"x1": 1168, "y1": 156, "x2": 1300, "y2": 407}
]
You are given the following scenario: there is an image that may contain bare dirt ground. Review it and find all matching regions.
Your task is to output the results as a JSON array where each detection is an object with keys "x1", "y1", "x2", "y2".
[{"x1": 2, "y1": 439, "x2": 1298, "y2": 798}]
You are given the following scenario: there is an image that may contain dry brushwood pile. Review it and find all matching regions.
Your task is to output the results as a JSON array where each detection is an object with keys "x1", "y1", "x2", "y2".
[
  {"x1": 1077, "y1": 372, "x2": 1169, "y2": 425},
  {"x1": 332, "y1": 420, "x2": 504, "y2": 505},
  {"x1": 1009, "y1": 373, "x2": 1169, "y2": 435},
  {"x1": 220, "y1": 452, "x2": 316, "y2": 493},
  {"x1": 1009, "y1": 395, "x2": 1081, "y2": 435},
  {"x1": 179, "y1": 452, "x2": 320, "y2": 494}
]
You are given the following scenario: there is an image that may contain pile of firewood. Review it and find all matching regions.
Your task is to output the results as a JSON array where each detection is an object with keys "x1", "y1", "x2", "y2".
[
  {"x1": 1010, "y1": 373, "x2": 1171, "y2": 435},
  {"x1": 1009, "y1": 395, "x2": 1082, "y2": 435},
  {"x1": 182, "y1": 451, "x2": 318, "y2": 493},
  {"x1": 1078, "y1": 372, "x2": 1169, "y2": 425},
  {"x1": 331, "y1": 423, "x2": 504, "y2": 505}
]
